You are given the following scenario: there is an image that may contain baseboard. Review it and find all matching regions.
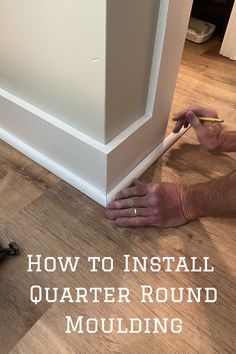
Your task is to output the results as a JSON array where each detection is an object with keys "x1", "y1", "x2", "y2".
[
  {"x1": 0, "y1": 128, "x2": 107, "y2": 206},
  {"x1": 106, "y1": 129, "x2": 188, "y2": 203},
  {"x1": 0, "y1": 88, "x2": 187, "y2": 207},
  {"x1": 0, "y1": 88, "x2": 107, "y2": 205}
]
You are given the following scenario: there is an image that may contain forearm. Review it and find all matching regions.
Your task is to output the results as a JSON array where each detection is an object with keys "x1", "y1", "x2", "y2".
[
  {"x1": 182, "y1": 170, "x2": 236, "y2": 220},
  {"x1": 220, "y1": 131, "x2": 236, "y2": 153}
]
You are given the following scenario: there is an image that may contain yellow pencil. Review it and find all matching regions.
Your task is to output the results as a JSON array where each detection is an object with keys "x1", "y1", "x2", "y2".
[{"x1": 199, "y1": 117, "x2": 224, "y2": 123}]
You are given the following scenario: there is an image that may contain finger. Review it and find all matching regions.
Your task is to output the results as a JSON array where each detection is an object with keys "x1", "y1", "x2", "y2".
[
  {"x1": 173, "y1": 115, "x2": 188, "y2": 121},
  {"x1": 173, "y1": 120, "x2": 185, "y2": 133},
  {"x1": 133, "y1": 178, "x2": 146, "y2": 186},
  {"x1": 173, "y1": 107, "x2": 194, "y2": 121},
  {"x1": 194, "y1": 107, "x2": 218, "y2": 118},
  {"x1": 185, "y1": 111, "x2": 202, "y2": 128},
  {"x1": 106, "y1": 207, "x2": 153, "y2": 220},
  {"x1": 173, "y1": 106, "x2": 218, "y2": 121},
  {"x1": 107, "y1": 196, "x2": 147, "y2": 210},
  {"x1": 116, "y1": 216, "x2": 153, "y2": 227},
  {"x1": 114, "y1": 184, "x2": 148, "y2": 200}
]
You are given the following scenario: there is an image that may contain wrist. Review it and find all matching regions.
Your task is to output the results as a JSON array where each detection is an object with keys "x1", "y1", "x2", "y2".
[
  {"x1": 180, "y1": 172, "x2": 236, "y2": 221},
  {"x1": 211, "y1": 129, "x2": 228, "y2": 154},
  {"x1": 221, "y1": 131, "x2": 236, "y2": 152},
  {"x1": 180, "y1": 183, "x2": 209, "y2": 221}
]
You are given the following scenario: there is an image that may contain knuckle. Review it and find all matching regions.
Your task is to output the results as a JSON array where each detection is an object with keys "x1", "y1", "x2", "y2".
[
  {"x1": 148, "y1": 216, "x2": 160, "y2": 225},
  {"x1": 140, "y1": 196, "x2": 149, "y2": 207},
  {"x1": 137, "y1": 184, "x2": 145, "y2": 191},
  {"x1": 122, "y1": 189, "x2": 130, "y2": 198},
  {"x1": 133, "y1": 197, "x2": 140, "y2": 204},
  {"x1": 114, "y1": 201, "x2": 122, "y2": 209},
  {"x1": 147, "y1": 183, "x2": 155, "y2": 192},
  {"x1": 128, "y1": 198, "x2": 134, "y2": 207},
  {"x1": 152, "y1": 207, "x2": 160, "y2": 217},
  {"x1": 129, "y1": 208, "x2": 134, "y2": 217},
  {"x1": 115, "y1": 191, "x2": 124, "y2": 199},
  {"x1": 150, "y1": 193, "x2": 160, "y2": 206},
  {"x1": 148, "y1": 183, "x2": 160, "y2": 193}
]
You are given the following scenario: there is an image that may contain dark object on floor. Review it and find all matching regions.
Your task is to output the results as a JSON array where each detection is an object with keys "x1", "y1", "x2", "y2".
[{"x1": 0, "y1": 241, "x2": 20, "y2": 261}]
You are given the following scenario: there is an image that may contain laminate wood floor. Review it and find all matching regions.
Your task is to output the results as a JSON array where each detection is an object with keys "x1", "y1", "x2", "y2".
[{"x1": 0, "y1": 38, "x2": 236, "y2": 354}]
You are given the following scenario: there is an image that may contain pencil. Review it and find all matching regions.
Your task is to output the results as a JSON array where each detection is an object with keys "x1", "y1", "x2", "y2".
[{"x1": 199, "y1": 117, "x2": 224, "y2": 123}]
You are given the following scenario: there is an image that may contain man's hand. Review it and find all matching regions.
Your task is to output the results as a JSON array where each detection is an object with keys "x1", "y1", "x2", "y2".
[
  {"x1": 106, "y1": 179, "x2": 190, "y2": 228},
  {"x1": 106, "y1": 172, "x2": 236, "y2": 228},
  {"x1": 173, "y1": 105, "x2": 226, "y2": 153}
]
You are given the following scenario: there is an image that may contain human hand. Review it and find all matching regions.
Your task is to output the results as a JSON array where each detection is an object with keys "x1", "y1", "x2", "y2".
[
  {"x1": 173, "y1": 106, "x2": 226, "y2": 153},
  {"x1": 106, "y1": 179, "x2": 191, "y2": 228}
]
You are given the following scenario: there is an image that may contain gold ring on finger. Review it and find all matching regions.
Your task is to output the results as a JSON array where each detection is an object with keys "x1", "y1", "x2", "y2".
[{"x1": 132, "y1": 207, "x2": 137, "y2": 217}]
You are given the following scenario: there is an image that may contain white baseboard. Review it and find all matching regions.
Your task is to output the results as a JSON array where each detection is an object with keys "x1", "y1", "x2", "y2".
[
  {"x1": 0, "y1": 88, "x2": 187, "y2": 207},
  {"x1": 0, "y1": 128, "x2": 107, "y2": 206},
  {"x1": 0, "y1": 88, "x2": 107, "y2": 202}
]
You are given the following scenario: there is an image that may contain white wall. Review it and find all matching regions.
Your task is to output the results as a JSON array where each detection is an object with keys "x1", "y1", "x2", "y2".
[
  {"x1": 0, "y1": 0, "x2": 161, "y2": 144},
  {"x1": 0, "y1": 0, "x2": 106, "y2": 142},
  {"x1": 0, "y1": 0, "x2": 193, "y2": 205},
  {"x1": 105, "y1": 0, "x2": 159, "y2": 143},
  {"x1": 220, "y1": 1, "x2": 236, "y2": 60}
]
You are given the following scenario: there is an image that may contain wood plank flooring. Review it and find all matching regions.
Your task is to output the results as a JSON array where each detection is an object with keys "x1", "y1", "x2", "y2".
[
  {"x1": 1, "y1": 37, "x2": 236, "y2": 354},
  {"x1": 167, "y1": 37, "x2": 236, "y2": 134}
]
